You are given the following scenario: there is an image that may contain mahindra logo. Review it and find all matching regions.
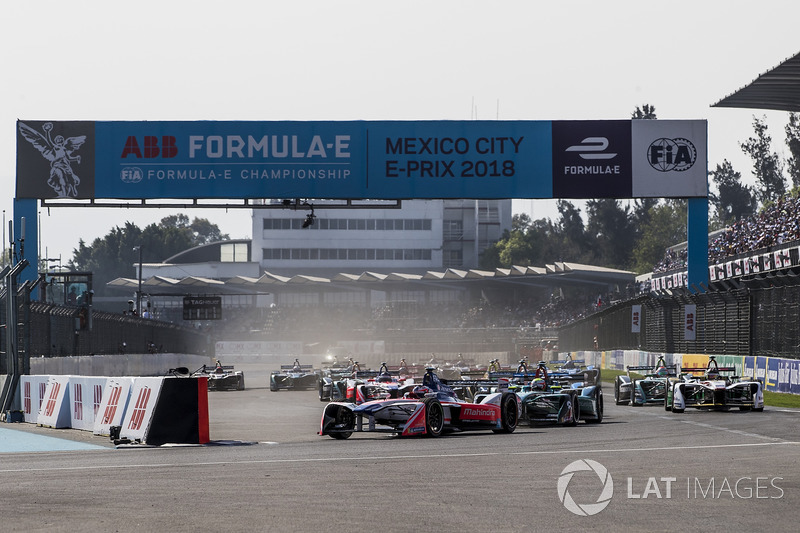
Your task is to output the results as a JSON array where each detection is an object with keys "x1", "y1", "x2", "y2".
[
  {"x1": 462, "y1": 408, "x2": 495, "y2": 417},
  {"x1": 565, "y1": 137, "x2": 617, "y2": 160}
]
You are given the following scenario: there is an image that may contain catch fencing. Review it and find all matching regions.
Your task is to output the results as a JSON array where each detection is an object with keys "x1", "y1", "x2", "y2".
[{"x1": 558, "y1": 285, "x2": 800, "y2": 360}]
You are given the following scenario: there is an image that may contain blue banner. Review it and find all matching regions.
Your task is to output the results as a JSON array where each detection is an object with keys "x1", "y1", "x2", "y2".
[{"x1": 16, "y1": 119, "x2": 708, "y2": 201}]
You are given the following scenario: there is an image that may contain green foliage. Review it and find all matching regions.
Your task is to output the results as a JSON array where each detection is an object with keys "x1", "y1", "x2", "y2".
[
  {"x1": 631, "y1": 200, "x2": 687, "y2": 274},
  {"x1": 709, "y1": 159, "x2": 756, "y2": 226},
  {"x1": 785, "y1": 112, "x2": 800, "y2": 188},
  {"x1": 741, "y1": 115, "x2": 786, "y2": 205},
  {"x1": 68, "y1": 216, "x2": 229, "y2": 296}
]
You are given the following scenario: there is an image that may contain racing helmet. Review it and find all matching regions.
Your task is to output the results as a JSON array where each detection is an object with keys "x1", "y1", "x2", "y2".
[
  {"x1": 655, "y1": 365, "x2": 668, "y2": 376},
  {"x1": 377, "y1": 373, "x2": 393, "y2": 383},
  {"x1": 531, "y1": 378, "x2": 546, "y2": 391},
  {"x1": 412, "y1": 385, "x2": 433, "y2": 397}
]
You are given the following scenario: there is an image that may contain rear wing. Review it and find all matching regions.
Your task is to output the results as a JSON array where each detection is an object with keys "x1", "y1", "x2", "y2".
[
  {"x1": 626, "y1": 365, "x2": 679, "y2": 376},
  {"x1": 680, "y1": 366, "x2": 736, "y2": 374},
  {"x1": 280, "y1": 364, "x2": 315, "y2": 371}
]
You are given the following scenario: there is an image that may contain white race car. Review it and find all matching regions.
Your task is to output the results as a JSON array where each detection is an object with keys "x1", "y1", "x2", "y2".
[{"x1": 668, "y1": 356, "x2": 764, "y2": 413}]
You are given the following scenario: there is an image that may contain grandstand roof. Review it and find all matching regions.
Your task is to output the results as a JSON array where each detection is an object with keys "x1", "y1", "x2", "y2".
[
  {"x1": 712, "y1": 51, "x2": 800, "y2": 112},
  {"x1": 107, "y1": 262, "x2": 635, "y2": 296}
]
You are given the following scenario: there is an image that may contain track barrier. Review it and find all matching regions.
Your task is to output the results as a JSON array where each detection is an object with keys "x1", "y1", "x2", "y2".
[{"x1": 15, "y1": 374, "x2": 209, "y2": 445}]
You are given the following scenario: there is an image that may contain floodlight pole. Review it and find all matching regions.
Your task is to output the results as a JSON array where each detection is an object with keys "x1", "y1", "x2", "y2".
[{"x1": 134, "y1": 245, "x2": 142, "y2": 315}]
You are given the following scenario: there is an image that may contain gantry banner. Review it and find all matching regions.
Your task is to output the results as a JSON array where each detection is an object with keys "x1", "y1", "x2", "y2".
[{"x1": 16, "y1": 119, "x2": 707, "y2": 200}]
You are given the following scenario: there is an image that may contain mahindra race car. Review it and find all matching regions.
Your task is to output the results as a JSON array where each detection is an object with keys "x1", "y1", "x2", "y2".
[
  {"x1": 321, "y1": 363, "x2": 418, "y2": 403},
  {"x1": 319, "y1": 367, "x2": 519, "y2": 438},
  {"x1": 270, "y1": 359, "x2": 320, "y2": 391},
  {"x1": 516, "y1": 362, "x2": 603, "y2": 426},
  {"x1": 667, "y1": 356, "x2": 764, "y2": 413},
  {"x1": 614, "y1": 356, "x2": 678, "y2": 406},
  {"x1": 193, "y1": 361, "x2": 245, "y2": 391},
  {"x1": 318, "y1": 359, "x2": 361, "y2": 402}
]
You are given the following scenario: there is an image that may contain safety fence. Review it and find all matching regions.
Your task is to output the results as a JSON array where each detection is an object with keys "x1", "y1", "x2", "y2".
[
  {"x1": 564, "y1": 350, "x2": 800, "y2": 395},
  {"x1": 1, "y1": 300, "x2": 211, "y2": 375},
  {"x1": 558, "y1": 286, "x2": 800, "y2": 360}
]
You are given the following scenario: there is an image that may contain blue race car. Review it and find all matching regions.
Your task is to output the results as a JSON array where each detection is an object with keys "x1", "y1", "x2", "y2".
[{"x1": 614, "y1": 356, "x2": 678, "y2": 406}]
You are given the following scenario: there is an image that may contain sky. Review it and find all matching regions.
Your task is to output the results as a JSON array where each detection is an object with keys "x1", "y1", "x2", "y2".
[{"x1": 2, "y1": 0, "x2": 800, "y2": 264}]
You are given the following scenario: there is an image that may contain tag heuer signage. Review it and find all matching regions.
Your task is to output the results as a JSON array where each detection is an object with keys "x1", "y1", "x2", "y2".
[{"x1": 183, "y1": 296, "x2": 222, "y2": 320}]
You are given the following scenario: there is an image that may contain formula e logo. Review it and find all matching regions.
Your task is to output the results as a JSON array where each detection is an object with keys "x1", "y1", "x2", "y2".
[
  {"x1": 648, "y1": 138, "x2": 696, "y2": 172},
  {"x1": 558, "y1": 459, "x2": 614, "y2": 516},
  {"x1": 565, "y1": 137, "x2": 617, "y2": 160},
  {"x1": 120, "y1": 167, "x2": 143, "y2": 183}
]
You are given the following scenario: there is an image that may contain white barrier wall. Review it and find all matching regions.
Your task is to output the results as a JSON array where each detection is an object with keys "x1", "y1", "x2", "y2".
[
  {"x1": 20, "y1": 376, "x2": 50, "y2": 424},
  {"x1": 93, "y1": 378, "x2": 134, "y2": 436},
  {"x1": 37, "y1": 376, "x2": 73, "y2": 429},
  {"x1": 69, "y1": 377, "x2": 108, "y2": 431}
]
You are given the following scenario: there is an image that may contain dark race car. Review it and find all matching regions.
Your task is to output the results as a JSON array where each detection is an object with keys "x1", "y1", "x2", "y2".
[
  {"x1": 614, "y1": 355, "x2": 679, "y2": 406},
  {"x1": 319, "y1": 367, "x2": 519, "y2": 439},
  {"x1": 270, "y1": 359, "x2": 321, "y2": 391},
  {"x1": 193, "y1": 361, "x2": 245, "y2": 391},
  {"x1": 516, "y1": 362, "x2": 603, "y2": 426}
]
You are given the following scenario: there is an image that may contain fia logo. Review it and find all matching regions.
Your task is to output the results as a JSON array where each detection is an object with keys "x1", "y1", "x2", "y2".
[{"x1": 648, "y1": 138, "x2": 696, "y2": 172}]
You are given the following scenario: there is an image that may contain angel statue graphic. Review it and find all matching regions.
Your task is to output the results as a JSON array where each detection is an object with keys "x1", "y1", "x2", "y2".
[{"x1": 18, "y1": 121, "x2": 86, "y2": 198}]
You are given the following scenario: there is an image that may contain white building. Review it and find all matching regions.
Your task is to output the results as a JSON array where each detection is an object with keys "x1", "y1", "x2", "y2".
[{"x1": 251, "y1": 199, "x2": 512, "y2": 275}]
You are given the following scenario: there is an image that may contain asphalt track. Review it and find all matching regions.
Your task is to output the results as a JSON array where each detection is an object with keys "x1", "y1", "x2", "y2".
[{"x1": 1, "y1": 363, "x2": 799, "y2": 532}]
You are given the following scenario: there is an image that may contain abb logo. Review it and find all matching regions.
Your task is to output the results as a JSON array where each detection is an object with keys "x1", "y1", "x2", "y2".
[
  {"x1": 128, "y1": 387, "x2": 152, "y2": 431},
  {"x1": 74, "y1": 383, "x2": 83, "y2": 421},
  {"x1": 101, "y1": 386, "x2": 123, "y2": 425},
  {"x1": 43, "y1": 382, "x2": 62, "y2": 418},
  {"x1": 121, "y1": 136, "x2": 177, "y2": 159}
]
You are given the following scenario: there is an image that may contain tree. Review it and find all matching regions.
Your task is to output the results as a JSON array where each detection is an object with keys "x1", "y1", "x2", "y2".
[
  {"x1": 709, "y1": 159, "x2": 756, "y2": 227},
  {"x1": 69, "y1": 216, "x2": 229, "y2": 296},
  {"x1": 555, "y1": 200, "x2": 588, "y2": 261},
  {"x1": 631, "y1": 104, "x2": 657, "y2": 120},
  {"x1": 585, "y1": 199, "x2": 634, "y2": 269},
  {"x1": 785, "y1": 112, "x2": 800, "y2": 188},
  {"x1": 741, "y1": 115, "x2": 786, "y2": 205},
  {"x1": 512, "y1": 213, "x2": 532, "y2": 232},
  {"x1": 631, "y1": 200, "x2": 687, "y2": 274}
]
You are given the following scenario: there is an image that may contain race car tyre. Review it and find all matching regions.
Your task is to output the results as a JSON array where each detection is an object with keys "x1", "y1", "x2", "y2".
[
  {"x1": 585, "y1": 390, "x2": 603, "y2": 424},
  {"x1": 269, "y1": 379, "x2": 278, "y2": 392},
  {"x1": 319, "y1": 381, "x2": 327, "y2": 402},
  {"x1": 664, "y1": 394, "x2": 672, "y2": 411},
  {"x1": 566, "y1": 395, "x2": 580, "y2": 427},
  {"x1": 422, "y1": 397, "x2": 444, "y2": 437},
  {"x1": 614, "y1": 377, "x2": 626, "y2": 405},
  {"x1": 629, "y1": 380, "x2": 641, "y2": 406},
  {"x1": 493, "y1": 392, "x2": 518, "y2": 433},
  {"x1": 329, "y1": 407, "x2": 354, "y2": 440},
  {"x1": 238, "y1": 375, "x2": 245, "y2": 391}
]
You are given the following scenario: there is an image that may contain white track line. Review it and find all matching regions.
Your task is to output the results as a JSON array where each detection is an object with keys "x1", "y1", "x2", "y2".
[{"x1": 0, "y1": 441, "x2": 797, "y2": 474}]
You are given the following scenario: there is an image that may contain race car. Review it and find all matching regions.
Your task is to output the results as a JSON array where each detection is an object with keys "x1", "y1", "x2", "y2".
[
  {"x1": 614, "y1": 356, "x2": 678, "y2": 406},
  {"x1": 516, "y1": 362, "x2": 603, "y2": 426},
  {"x1": 193, "y1": 361, "x2": 246, "y2": 391},
  {"x1": 270, "y1": 359, "x2": 321, "y2": 391},
  {"x1": 667, "y1": 356, "x2": 764, "y2": 413},
  {"x1": 318, "y1": 359, "x2": 361, "y2": 402},
  {"x1": 321, "y1": 363, "x2": 418, "y2": 404},
  {"x1": 319, "y1": 367, "x2": 519, "y2": 438}
]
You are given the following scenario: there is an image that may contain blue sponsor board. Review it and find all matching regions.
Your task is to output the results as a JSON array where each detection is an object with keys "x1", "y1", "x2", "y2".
[
  {"x1": 776, "y1": 358, "x2": 800, "y2": 394},
  {"x1": 16, "y1": 119, "x2": 707, "y2": 201}
]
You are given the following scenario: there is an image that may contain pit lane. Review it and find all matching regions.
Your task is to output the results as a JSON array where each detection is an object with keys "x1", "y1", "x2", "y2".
[{"x1": 2, "y1": 363, "x2": 799, "y2": 532}]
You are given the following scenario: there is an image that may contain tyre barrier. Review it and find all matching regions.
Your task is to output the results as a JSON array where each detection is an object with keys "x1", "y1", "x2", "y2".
[{"x1": 18, "y1": 375, "x2": 209, "y2": 445}]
